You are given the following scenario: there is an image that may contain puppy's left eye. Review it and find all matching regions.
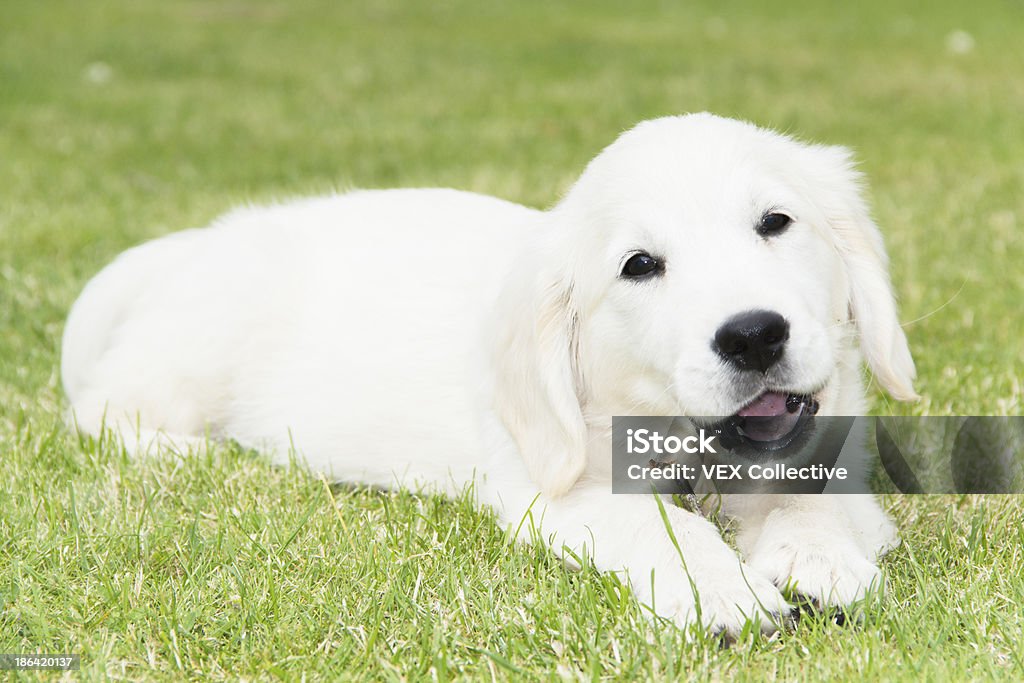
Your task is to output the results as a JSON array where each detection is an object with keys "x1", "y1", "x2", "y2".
[{"x1": 757, "y1": 212, "x2": 793, "y2": 237}]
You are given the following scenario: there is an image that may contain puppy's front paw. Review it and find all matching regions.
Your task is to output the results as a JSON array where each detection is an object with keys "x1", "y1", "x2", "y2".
[
  {"x1": 680, "y1": 562, "x2": 793, "y2": 636},
  {"x1": 747, "y1": 533, "x2": 884, "y2": 607},
  {"x1": 632, "y1": 537, "x2": 793, "y2": 636}
]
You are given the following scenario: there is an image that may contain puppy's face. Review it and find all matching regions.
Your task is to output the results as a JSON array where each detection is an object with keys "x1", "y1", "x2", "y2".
[
  {"x1": 496, "y1": 114, "x2": 915, "y2": 495},
  {"x1": 558, "y1": 114, "x2": 914, "y2": 431}
]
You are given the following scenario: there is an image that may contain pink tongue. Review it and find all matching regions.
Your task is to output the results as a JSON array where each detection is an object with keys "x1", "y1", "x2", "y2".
[{"x1": 737, "y1": 391, "x2": 788, "y2": 417}]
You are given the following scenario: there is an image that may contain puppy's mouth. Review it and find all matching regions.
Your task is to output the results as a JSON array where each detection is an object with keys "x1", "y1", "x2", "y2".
[{"x1": 708, "y1": 391, "x2": 820, "y2": 453}]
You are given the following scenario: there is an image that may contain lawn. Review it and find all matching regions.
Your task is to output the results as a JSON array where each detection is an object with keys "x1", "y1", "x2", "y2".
[{"x1": 2, "y1": 0, "x2": 1023, "y2": 679}]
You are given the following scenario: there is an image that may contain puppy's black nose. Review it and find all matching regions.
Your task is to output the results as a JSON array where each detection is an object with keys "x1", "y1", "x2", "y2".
[{"x1": 713, "y1": 310, "x2": 790, "y2": 373}]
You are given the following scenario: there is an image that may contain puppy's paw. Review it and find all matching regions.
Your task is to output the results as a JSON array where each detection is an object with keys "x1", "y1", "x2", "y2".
[
  {"x1": 682, "y1": 563, "x2": 794, "y2": 636},
  {"x1": 747, "y1": 534, "x2": 884, "y2": 608},
  {"x1": 633, "y1": 546, "x2": 793, "y2": 636}
]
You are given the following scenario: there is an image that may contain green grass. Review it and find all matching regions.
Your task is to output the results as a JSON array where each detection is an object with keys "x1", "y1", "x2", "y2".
[{"x1": 2, "y1": 0, "x2": 1023, "y2": 679}]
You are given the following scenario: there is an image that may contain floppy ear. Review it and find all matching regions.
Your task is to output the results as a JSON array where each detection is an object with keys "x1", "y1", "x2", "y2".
[
  {"x1": 813, "y1": 146, "x2": 919, "y2": 401},
  {"x1": 492, "y1": 250, "x2": 588, "y2": 498}
]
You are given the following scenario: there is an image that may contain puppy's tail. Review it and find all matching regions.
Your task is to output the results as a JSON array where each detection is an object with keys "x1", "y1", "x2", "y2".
[
  {"x1": 61, "y1": 230, "x2": 199, "y2": 434},
  {"x1": 62, "y1": 249, "x2": 148, "y2": 408}
]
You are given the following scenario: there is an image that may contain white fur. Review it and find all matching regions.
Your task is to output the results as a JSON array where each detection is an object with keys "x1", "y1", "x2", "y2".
[{"x1": 61, "y1": 113, "x2": 915, "y2": 634}]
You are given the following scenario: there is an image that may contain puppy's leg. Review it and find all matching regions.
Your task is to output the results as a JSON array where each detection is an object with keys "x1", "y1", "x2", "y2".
[
  {"x1": 485, "y1": 481, "x2": 792, "y2": 635},
  {"x1": 67, "y1": 402, "x2": 212, "y2": 457},
  {"x1": 835, "y1": 494, "x2": 900, "y2": 558},
  {"x1": 722, "y1": 494, "x2": 896, "y2": 607}
]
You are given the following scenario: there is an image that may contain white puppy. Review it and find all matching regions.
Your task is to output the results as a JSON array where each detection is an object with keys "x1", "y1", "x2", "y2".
[{"x1": 61, "y1": 113, "x2": 917, "y2": 635}]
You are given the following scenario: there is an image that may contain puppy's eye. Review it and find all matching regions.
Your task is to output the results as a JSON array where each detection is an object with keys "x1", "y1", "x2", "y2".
[
  {"x1": 621, "y1": 252, "x2": 662, "y2": 279},
  {"x1": 757, "y1": 212, "x2": 793, "y2": 237}
]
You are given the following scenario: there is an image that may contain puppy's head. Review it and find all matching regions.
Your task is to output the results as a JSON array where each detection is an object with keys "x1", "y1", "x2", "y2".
[{"x1": 496, "y1": 113, "x2": 917, "y2": 496}]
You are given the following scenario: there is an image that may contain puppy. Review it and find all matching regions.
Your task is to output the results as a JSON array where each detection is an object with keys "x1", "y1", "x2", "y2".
[{"x1": 61, "y1": 113, "x2": 916, "y2": 634}]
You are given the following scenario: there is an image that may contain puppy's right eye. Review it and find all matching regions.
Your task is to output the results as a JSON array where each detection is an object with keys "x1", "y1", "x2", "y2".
[{"x1": 621, "y1": 252, "x2": 662, "y2": 279}]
